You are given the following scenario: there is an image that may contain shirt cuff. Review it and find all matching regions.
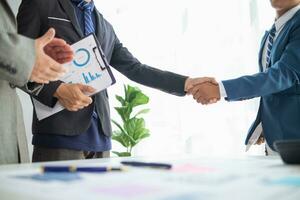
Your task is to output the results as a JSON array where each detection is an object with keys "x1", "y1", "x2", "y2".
[
  {"x1": 25, "y1": 82, "x2": 44, "y2": 96},
  {"x1": 218, "y1": 81, "x2": 228, "y2": 98}
]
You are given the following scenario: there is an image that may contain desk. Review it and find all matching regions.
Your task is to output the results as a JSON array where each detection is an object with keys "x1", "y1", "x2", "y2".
[{"x1": 0, "y1": 156, "x2": 300, "y2": 200}]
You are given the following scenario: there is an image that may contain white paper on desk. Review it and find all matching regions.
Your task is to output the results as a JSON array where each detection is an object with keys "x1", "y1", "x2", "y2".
[{"x1": 33, "y1": 34, "x2": 115, "y2": 121}]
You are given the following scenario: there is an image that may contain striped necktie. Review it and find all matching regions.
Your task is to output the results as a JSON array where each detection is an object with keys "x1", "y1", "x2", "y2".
[
  {"x1": 72, "y1": 0, "x2": 95, "y2": 36},
  {"x1": 266, "y1": 24, "x2": 276, "y2": 68}
]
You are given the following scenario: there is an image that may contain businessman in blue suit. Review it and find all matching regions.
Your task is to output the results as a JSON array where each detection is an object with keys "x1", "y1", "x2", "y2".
[{"x1": 189, "y1": 0, "x2": 300, "y2": 155}]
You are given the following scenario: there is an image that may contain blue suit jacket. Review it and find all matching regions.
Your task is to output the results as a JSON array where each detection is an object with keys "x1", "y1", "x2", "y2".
[{"x1": 222, "y1": 10, "x2": 300, "y2": 150}]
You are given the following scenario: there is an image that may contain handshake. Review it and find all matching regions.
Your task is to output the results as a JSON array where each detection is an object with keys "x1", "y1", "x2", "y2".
[{"x1": 185, "y1": 77, "x2": 221, "y2": 105}]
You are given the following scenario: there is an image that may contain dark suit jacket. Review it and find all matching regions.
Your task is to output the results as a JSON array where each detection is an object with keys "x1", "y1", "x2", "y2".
[{"x1": 17, "y1": 0, "x2": 188, "y2": 137}]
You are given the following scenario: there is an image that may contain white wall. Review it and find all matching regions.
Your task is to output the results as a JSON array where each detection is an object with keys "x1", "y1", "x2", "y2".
[{"x1": 96, "y1": 0, "x2": 274, "y2": 157}]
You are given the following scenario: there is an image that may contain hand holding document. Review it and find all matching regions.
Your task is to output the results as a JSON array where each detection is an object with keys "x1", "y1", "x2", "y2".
[
  {"x1": 33, "y1": 34, "x2": 116, "y2": 120},
  {"x1": 53, "y1": 83, "x2": 96, "y2": 112}
]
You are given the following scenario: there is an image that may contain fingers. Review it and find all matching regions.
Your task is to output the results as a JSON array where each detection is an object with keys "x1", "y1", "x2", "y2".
[
  {"x1": 188, "y1": 82, "x2": 221, "y2": 105},
  {"x1": 40, "y1": 57, "x2": 67, "y2": 80},
  {"x1": 209, "y1": 98, "x2": 218, "y2": 104},
  {"x1": 45, "y1": 38, "x2": 67, "y2": 47},
  {"x1": 78, "y1": 84, "x2": 96, "y2": 94},
  {"x1": 44, "y1": 49, "x2": 73, "y2": 64},
  {"x1": 38, "y1": 28, "x2": 56, "y2": 47},
  {"x1": 255, "y1": 135, "x2": 265, "y2": 145},
  {"x1": 30, "y1": 62, "x2": 62, "y2": 83},
  {"x1": 32, "y1": 28, "x2": 70, "y2": 83},
  {"x1": 56, "y1": 58, "x2": 73, "y2": 64},
  {"x1": 44, "y1": 41, "x2": 74, "y2": 64},
  {"x1": 31, "y1": 59, "x2": 67, "y2": 84},
  {"x1": 188, "y1": 84, "x2": 201, "y2": 96},
  {"x1": 192, "y1": 77, "x2": 218, "y2": 86},
  {"x1": 193, "y1": 89, "x2": 203, "y2": 100},
  {"x1": 45, "y1": 45, "x2": 73, "y2": 55},
  {"x1": 185, "y1": 77, "x2": 219, "y2": 94},
  {"x1": 73, "y1": 84, "x2": 93, "y2": 105},
  {"x1": 55, "y1": 52, "x2": 74, "y2": 60},
  {"x1": 48, "y1": 58, "x2": 68, "y2": 74},
  {"x1": 55, "y1": 84, "x2": 94, "y2": 112},
  {"x1": 189, "y1": 85, "x2": 210, "y2": 105}
]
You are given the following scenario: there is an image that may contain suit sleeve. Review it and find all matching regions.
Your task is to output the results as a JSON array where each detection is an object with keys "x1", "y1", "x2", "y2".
[
  {"x1": 109, "y1": 24, "x2": 188, "y2": 96},
  {"x1": 17, "y1": 0, "x2": 62, "y2": 107},
  {"x1": 222, "y1": 26, "x2": 300, "y2": 101},
  {"x1": 0, "y1": 32, "x2": 35, "y2": 86}
]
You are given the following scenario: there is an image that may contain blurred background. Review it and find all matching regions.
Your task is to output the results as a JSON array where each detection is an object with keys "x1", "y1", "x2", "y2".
[{"x1": 16, "y1": 0, "x2": 275, "y2": 159}]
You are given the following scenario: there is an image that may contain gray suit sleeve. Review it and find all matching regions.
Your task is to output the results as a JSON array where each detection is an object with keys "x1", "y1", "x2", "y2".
[{"x1": 0, "y1": 32, "x2": 35, "y2": 86}]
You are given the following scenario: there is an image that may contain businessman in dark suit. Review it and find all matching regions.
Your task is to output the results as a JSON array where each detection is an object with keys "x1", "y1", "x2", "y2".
[{"x1": 17, "y1": 0, "x2": 214, "y2": 162}]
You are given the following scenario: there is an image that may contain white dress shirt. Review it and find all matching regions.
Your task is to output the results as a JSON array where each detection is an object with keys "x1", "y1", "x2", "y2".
[{"x1": 218, "y1": 4, "x2": 300, "y2": 154}]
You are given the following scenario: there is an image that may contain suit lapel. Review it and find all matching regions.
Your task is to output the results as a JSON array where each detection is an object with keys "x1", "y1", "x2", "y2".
[
  {"x1": 3, "y1": 0, "x2": 16, "y2": 24},
  {"x1": 258, "y1": 31, "x2": 269, "y2": 72},
  {"x1": 58, "y1": 0, "x2": 84, "y2": 38}
]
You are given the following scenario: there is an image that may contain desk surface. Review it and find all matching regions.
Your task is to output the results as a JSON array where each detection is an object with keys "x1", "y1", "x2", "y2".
[{"x1": 0, "y1": 155, "x2": 300, "y2": 200}]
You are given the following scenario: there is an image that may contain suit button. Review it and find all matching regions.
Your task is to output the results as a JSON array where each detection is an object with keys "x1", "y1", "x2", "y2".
[
  {"x1": 9, "y1": 83, "x2": 16, "y2": 89},
  {"x1": 10, "y1": 68, "x2": 17, "y2": 74}
]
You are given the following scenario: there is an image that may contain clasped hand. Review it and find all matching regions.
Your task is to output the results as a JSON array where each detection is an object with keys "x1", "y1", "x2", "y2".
[
  {"x1": 54, "y1": 83, "x2": 96, "y2": 111},
  {"x1": 185, "y1": 77, "x2": 221, "y2": 105}
]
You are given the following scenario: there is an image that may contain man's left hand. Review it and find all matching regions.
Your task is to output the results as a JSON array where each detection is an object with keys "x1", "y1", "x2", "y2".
[{"x1": 44, "y1": 38, "x2": 74, "y2": 64}]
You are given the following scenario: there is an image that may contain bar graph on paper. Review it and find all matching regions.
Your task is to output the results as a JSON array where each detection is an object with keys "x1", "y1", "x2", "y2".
[
  {"x1": 82, "y1": 72, "x2": 102, "y2": 84},
  {"x1": 33, "y1": 34, "x2": 115, "y2": 121}
]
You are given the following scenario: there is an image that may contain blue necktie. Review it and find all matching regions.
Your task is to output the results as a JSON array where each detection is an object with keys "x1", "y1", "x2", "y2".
[
  {"x1": 266, "y1": 24, "x2": 276, "y2": 68},
  {"x1": 72, "y1": 0, "x2": 95, "y2": 36}
]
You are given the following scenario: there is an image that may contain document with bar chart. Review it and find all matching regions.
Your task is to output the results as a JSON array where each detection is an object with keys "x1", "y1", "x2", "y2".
[{"x1": 33, "y1": 34, "x2": 116, "y2": 120}]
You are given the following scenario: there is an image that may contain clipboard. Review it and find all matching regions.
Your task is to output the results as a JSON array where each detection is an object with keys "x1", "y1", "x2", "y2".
[{"x1": 33, "y1": 34, "x2": 116, "y2": 120}]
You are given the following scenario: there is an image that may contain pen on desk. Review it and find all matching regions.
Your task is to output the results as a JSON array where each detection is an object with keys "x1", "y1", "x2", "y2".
[
  {"x1": 121, "y1": 161, "x2": 172, "y2": 170},
  {"x1": 42, "y1": 166, "x2": 125, "y2": 173}
]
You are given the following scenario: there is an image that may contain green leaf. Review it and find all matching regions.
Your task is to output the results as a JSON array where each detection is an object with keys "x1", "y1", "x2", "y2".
[
  {"x1": 115, "y1": 95, "x2": 125, "y2": 106},
  {"x1": 124, "y1": 85, "x2": 149, "y2": 108},
  {"x1": 124, "y1": 118, "x2": 149, "y2": 147},
  {"x1": 112, "y1": 151, "x2": 131, "y2": 157},
  {"x1": 136, "y1": 129, "x2": 150, "y2": 142},
  {"x1": 112, "y1": 120, "x2": 126, "y2": 133},
  {"x1": 130, "y1": 92, "x2": 149, "y2": 108},
  {"x1": 112, "y1": 84, "x2": 151, "y2": 153},
  {"x1": 123, "y1": 85, "x2": 127, "y2": 98},
  {"x1": 112, "y1": 120, "x2": 137, "y2": 146},
  {"x1": 115, "y1": 106, "x2": 132, "y2": 122},
  {"x1": 112, "y1": 131, "x2": 130, "y2": 148},
  {"x1": 125, "y1": 85, "x2": 141, "y2": 102},
  {"x1": 133, "y1": 108, "x2": 150, "y2": 118}
]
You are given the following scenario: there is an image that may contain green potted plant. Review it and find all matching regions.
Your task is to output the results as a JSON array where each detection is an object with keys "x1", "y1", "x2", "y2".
[{"x1": 112, "y1": 85, "x2": 150, "y2": 157}]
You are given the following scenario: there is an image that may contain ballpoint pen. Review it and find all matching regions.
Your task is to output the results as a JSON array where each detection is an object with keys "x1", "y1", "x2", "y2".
[
  {"x1": 121, "y1": 161, "x2": 172, "y2": 170},
  {"x1": 42, "y1": 166, "x2": 126, "y2": 173}
]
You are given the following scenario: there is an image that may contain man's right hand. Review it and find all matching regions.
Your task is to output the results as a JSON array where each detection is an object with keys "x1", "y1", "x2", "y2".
[
  {"x1": 255, "y1": 134, "x2": 265, "y2": 145},
  {"x1": 188, "y1": 81, "x2": 221, "y2": 105},
  {"x1": 30, "y1": 28, "x2": 72, "y2": 84},
  {"x1": 54, "y1": 83, "x2": 96, "y2": 111}
]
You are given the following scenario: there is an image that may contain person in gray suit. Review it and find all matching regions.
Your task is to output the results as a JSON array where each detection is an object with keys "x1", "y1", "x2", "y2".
[{"x1": 0, "y1": 0, "x2": 75, "y2": 164}]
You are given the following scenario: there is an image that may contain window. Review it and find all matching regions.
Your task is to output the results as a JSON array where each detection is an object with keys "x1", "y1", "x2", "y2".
[{"x1": 95, "y1": 0, "x2": 275, "y2": 157}]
